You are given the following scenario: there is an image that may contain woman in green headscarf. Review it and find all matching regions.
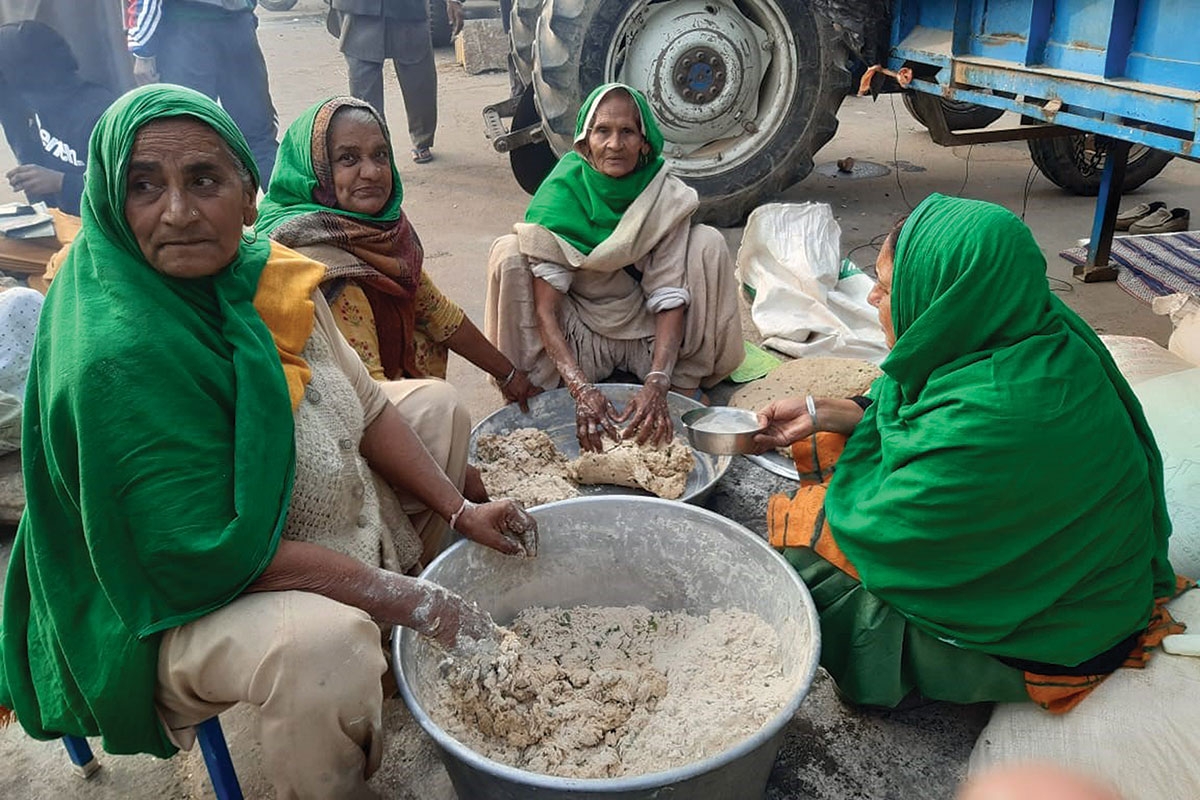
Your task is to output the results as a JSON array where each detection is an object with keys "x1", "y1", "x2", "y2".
[
  {"x1": 485, "y1": 83, "x2": 743, "y2": 452},
  {"x1": 257, "y1": 97, "x2": 540, "y2": 419},
  {"x1": 0, "y1": 85, "x2": 535, "y2": 797},
  {"x1": 753, "y1": 194, "x2": 1186, "y2": 712}
]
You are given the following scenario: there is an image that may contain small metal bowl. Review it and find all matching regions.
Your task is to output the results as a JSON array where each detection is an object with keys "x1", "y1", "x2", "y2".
[{"x1": 681, "y1": 407, "x2": 766, "y2": 455}]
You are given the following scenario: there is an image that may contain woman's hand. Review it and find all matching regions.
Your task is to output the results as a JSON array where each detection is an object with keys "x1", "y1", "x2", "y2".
[
  {"x1": 500, "y1": 369, "x2": 542, "y2": 413},
  {"x1": 453, "y1": 499, "x2": 538, "y2": 557},
  {"x1": 618, "y1": 380, "x2": 673, "y2": 446},
  {"x1": 572, "y1": 384, "x2": 621, "y2": 452},
  {"x1": 752, "y1": 396, "x2": 866, "y2": 453},
  {"x1": 411, "y1": 580, "x2": 500, "y2": 652},
  {"x1": 752, "y1": 397, "x2": 815, "y2": 453}
]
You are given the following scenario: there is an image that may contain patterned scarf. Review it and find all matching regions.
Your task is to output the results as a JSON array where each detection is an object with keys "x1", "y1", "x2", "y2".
[{"x1": 258, "y1": 96, "x2": 424, "y2": 378}]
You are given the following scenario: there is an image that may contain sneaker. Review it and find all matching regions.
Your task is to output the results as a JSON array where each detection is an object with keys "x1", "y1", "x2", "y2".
[
  {"x1": 1115, "y1": 200, "x2": 1166, "y2": 231},
  {"x1": 1128, "y1": 206, "x2": 1190, "y2": 235}
]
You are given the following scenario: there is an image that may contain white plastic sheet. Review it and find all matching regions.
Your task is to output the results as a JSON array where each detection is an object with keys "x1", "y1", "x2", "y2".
[{"x1": 735, "y1": 203, "x2": 889, "y2": 363}]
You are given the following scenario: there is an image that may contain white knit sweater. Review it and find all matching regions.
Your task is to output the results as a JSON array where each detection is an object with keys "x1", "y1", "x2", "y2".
[{"x1": 281, "y1": 292, "x2": 423, "y2": 573}]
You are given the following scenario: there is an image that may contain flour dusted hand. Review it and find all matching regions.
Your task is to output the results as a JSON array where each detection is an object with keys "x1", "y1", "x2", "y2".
[
  {"x1": 455, "y1": 499, "x2": 539, "y2": 557},
  {"x1": 617, "y1": 381, "x2": 673, "y2": 446},
  {"x1": 412, "y1": 579, "x2": 501, "y2": 653}
]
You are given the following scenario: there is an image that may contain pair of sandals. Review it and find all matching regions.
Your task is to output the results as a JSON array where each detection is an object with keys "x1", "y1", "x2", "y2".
[{"x1": 411, "y1": 146, "x2": 433, "y2": 164}]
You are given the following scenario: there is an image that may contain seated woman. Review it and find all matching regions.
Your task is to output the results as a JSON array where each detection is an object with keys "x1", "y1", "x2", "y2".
[
  {"x1": 754, "y1": 194, "x2": 1186, "y2": 712},
  {"x1": 0, "y1": 86, "x2": 535, "y2": 798},
  {"x1": 256, "y1": 96, "x2": 540, "y2": 412},
  {"x1": 486, "y1": 83, "x2": 743, "y2": 452}
]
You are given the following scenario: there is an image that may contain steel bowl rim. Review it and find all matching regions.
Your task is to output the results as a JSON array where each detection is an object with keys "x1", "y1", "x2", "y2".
[{"x1": 394, "y1": 495, "x2": 822, "y2": 791}]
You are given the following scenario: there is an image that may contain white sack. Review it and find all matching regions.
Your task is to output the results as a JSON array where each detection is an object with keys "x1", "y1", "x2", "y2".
[{"x1": 736, "y1": 203, "x2": 888, "y2": 363}]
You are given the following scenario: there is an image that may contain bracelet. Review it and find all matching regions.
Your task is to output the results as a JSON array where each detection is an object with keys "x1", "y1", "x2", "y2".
[
  {"x1": 448, "y1": 498, "x2": 475, "y2": 532},
  {"x1": 644, "y1": 371, "x2": 670, "y2": 384},
  {"x1": 499, "y1": 367, "x2": 517, "y2": 388},
  {"x1": 805, "y1": 394, "x2": 819, "y2": 432}
]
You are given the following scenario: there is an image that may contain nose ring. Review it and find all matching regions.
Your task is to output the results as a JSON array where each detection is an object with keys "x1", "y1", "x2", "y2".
[{"x1": 191, "y1": 209, "x2": 199, "y2": 217}]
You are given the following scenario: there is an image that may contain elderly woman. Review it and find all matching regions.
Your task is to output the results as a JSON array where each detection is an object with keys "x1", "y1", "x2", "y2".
[
  {"x1": 755, "y1": 194, "x2": 1186, "y2": 712},
  {"x1": 485, "y1": 83, "x2": 743, "y2": 452},
  {"x1": 0, "y1": 86, "x2": 534, "y2": 798},
  {"x1": 257, "y1": 96, "x2": 540, "y2": 412}
]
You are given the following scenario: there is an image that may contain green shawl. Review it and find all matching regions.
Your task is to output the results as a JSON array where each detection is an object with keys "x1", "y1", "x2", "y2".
[
  {"x1": 0, "y1": 85, "x2": 296, "y2": 756},
  {"x1": 255, "y1": 95, "x2": 403, "y2": 234},
  {"x1": 524, "y1": 82, "x2": 665, "y2": 254},
  {"x1": 824, "y1": 194, "x2": 1174, "y2": 666}
]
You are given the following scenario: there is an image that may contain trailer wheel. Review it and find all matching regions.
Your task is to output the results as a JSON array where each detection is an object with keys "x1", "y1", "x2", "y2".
[
  {"x1": 902, "y1": 94, "x2": 1005, "y2": 131},
  {"x1": 1027, "y1": 135, "x2": 1173, "y2": 196},
  {"x1": 428, "y1": 0, "x2": 452, "y2": 47},
  {"x1": 510, "y1": 0, "x2": 545, "y2": 88},
  {"x1": 531, "y1": 0, "x2": 851, "y2": 226}
]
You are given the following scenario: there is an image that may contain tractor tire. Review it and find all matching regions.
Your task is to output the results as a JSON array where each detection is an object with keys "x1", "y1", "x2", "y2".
[
  {"x1": 428, "y1": 0, "x2": 452, "y2": 48},
  {"x1": 510, "y1": 0, "x2": 545, "y2": 89},
  {"x1": 258, "y1": 0, "x2": 298, "y2": 10},
  {"x1": 1027, "y1": 135, "x2": 1173, "y2": 196},
  {"x1": 902, "y1": 93, "x2": 1005, "y2": 131},
  {"x1": 530, "y1": 0, "x2": 852, "y2": 226}
]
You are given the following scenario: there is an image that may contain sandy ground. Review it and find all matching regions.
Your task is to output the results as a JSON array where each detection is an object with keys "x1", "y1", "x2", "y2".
[{"x1": 1, "y1": 1, "x2": 1198, "y2": 798}]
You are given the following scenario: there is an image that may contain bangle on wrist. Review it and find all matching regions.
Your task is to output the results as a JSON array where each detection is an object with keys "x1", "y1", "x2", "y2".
[
  {"x1": 805, "y1": 394, "x2": 819, "y2": 432},
  {"x1": 499, "y1": 366, "x2": 517, "y2": 388},
  {"x1": 644, "y1": 370, "x2": 670, "y2": 385},
  {"x1": 448, "y1": 498, "x2": 475, "y2": 532}
]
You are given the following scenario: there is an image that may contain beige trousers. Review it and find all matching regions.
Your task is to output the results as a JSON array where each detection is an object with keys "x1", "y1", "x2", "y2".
[
  {"x1": 154, "y1": 378, "x2": 469, "y2": 799},
  {"x1": 379, "y1": 378, "x2": 470, "y2": 567}
]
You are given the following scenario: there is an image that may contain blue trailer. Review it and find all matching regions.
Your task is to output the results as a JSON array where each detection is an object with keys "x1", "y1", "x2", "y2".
[
  {"x1": 887, "y1": 0, "x2": 1200, "y2": 279},
  {"x1": 488, "y1": 0, "x2": 1197, "y2": 276}
]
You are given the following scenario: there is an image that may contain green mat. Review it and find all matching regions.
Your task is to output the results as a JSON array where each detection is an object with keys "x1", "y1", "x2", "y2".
[{"x1": 730, "y1": 341, "x2": 782, "y2": 383}]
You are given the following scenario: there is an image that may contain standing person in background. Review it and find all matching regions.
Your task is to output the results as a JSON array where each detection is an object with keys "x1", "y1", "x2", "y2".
[
  {"x1": 125, "y1": 0, "x2": 280, "y2": 187},
  {"x1": 0, "y1": 0, "x2": 133, "y2": 94},
  {"x1": 0, "y1": 21, "x2": 117, "y2": 215},
  {"x1": 328, "y1": 0, "x2": 462, "y2": 165}
]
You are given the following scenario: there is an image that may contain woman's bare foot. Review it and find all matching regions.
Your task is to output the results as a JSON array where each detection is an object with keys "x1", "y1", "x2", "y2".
[{"x1": 463, "y1": 464, "x2": 490, "y2": 503}]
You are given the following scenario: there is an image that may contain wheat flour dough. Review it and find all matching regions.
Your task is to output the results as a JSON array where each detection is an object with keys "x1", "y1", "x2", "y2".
[
  {"x1": 475, "y1": 428, "x2": 579, "y2": 507},
  {"x1": 431, "y1": 605, "x2": 788, "y2": 779},
  {"x1": 475, "y1": 430, "x2": 695, "y2": 502},
  {"x1": 568, "y1": 437, "x2": 694, "y2": 500}
]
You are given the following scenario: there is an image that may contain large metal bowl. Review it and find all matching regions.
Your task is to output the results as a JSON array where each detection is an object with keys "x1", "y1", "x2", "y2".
[
  {"x1": 469, "y1": 384, "x2": 732, "y2": 504},
  {"x1": 394, "y1": 496, "x2": 821, "y2": 800}
]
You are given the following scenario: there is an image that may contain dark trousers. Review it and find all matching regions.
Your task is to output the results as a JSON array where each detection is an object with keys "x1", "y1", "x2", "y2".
[
  {"x1": 156, "y1": 9, "x2": 279, "y2": 187},
  {"x1": 346, "y1": 53, "x2": 437, "y2": 150}
]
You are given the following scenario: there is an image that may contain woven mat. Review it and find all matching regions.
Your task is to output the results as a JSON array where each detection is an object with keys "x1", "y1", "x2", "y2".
[{"x1": 1059, "y1": 231, "x2": 1200, "y2": 304}]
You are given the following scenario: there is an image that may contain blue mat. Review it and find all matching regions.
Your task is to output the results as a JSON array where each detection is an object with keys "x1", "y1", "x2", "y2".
[{"x1": 1060, "y1": 231, "x2": 1200, "y2": 304}]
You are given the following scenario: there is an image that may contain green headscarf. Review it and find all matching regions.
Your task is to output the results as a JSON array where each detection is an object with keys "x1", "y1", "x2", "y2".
[
  {"x1": 524, "y1": 83, "x2": 665, "y2": 254},
  {"x1": 0, "y1": 85, "x2": 296, "y2": 756},
  {"x1": 824, "y1": 194, "x2": 1174, "y2": 666},
  {"x1": 256, "y1": 95, "x2": 403, "y2": 234}
]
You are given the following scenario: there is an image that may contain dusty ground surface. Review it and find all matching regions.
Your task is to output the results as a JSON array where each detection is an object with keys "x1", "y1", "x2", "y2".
[{"x1": 1, "y1": 1, "x2": 1198, "y2": 798}]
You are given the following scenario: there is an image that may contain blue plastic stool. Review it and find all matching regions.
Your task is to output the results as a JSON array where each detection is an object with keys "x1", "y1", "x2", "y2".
[{"x1": 62, "y1": 716, "x2": 243, "y2": 800}]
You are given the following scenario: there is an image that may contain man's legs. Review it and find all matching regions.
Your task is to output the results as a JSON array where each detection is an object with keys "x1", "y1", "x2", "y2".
[
  {"x1": 156, "y1": 591, "x2": 387, "y2": 800},
  {"x1": 392, "y1": 52, "x2": 437, "y2": 151},
  {"x1": 346, "y1": 55, "x2": 388, "y2": 125},
  {"x1": 156, "y1": 11, "x2": 279, "y2": 187},
  {"x1": 214, "y1": 11, "x2": 280, "y2": 187}
]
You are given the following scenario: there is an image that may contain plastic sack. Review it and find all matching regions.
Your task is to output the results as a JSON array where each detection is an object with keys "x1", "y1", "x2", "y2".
[
  {"x1": 736, "y1": 203, "x2": 888, "y2": 363},
  {"x1": 1151, "y1": 293, "x2": 1200, "y2": 367}
]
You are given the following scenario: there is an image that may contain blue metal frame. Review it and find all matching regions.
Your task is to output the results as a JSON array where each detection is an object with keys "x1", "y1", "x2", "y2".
[
  {"x1": 61, "y1": 717, "x2": 242, "y2": 800},
  {"x1": 888, "y1": 0, "x2": 1200, "y2": 159}
]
